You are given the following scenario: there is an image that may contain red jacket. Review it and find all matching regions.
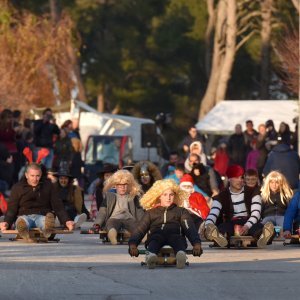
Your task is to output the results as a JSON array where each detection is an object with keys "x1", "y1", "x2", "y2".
[
  {"x1": 0, "y1": 192, "x2": 7, "y2": 215},
  {"x1": 188, "y1": 192, "x2": 210, "y2": 220}
]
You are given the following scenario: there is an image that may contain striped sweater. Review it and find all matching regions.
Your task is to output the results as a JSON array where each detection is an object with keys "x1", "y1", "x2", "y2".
[{"x1": 205, "y1": 186, "x2": 261, "y2": 229}]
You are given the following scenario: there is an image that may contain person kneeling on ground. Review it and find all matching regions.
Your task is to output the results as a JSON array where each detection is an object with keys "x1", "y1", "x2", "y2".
[
  {"x1": 0, "y1": 163, "x2": 74, "y2": 239},
  {"x1": 92, "y1": 170, "x2": 143, "y2": 244},
  {"x1": 128, "y1": 179, "x2": 202, "y2": 269},
  {"x1": 204, "y1": 165, "x2": 274, "y2": 248}
]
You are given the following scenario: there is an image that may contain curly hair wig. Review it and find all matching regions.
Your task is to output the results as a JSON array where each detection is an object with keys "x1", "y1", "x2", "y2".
[
  {"x1": 103, "y1": 169, "x2": 142, "y2": 197},
  {"x1": 131, "y1": 161, "x2": 162, "y2": 182},
  {"x1": 139, "y1": 179, "x2": 189, "y2": 210}
]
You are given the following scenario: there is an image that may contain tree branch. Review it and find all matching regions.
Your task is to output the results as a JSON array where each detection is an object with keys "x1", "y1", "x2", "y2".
[{"x1": 235, "y1": 30, "x2": 258, "y2": 51}]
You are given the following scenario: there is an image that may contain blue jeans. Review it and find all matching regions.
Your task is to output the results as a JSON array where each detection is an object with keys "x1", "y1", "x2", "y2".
[
  {"x1": 18, "y1": 214, "x2": 46, "y2": 230},
  {"x1": 262, "y1": 215, "x2": 284, "y2": 228}
]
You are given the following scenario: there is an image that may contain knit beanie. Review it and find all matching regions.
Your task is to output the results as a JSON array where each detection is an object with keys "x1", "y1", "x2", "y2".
[{"x1": 226, "y1": 165, "x2": 244, "y2": 179}]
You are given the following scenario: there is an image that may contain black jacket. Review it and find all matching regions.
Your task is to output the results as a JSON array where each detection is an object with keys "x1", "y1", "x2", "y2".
[
  {"x1": 262, "y1": 192, "x2": 288, "y2": 217},
  {"x1": 263, "y1": 144, "x2": 300, "y2": 190},
  {"x1": 129, "y1": 204, "x2": 201, "y2": 246},
  {"x1": 5, "y1": 177, "x2": 70, "y2": 227},
  {"x1": 34, "y1": 119, "x2": 60, "y2": 148}
]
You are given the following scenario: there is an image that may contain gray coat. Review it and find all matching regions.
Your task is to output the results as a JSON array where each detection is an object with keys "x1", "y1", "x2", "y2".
[{"x1": 94, "y1": 192, "x2": 144, "y2": 228}]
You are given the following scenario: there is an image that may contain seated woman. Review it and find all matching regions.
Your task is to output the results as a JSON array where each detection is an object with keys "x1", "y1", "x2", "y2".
[
  {"x1": 128, "y1": 179, "x2": 202, "y2": 269},
  {"x1": 54, "y1": 168, "x2": 87, "y2": 229},
  {"x1": 261, "y1": 171, "x2": 293, "y2": 228}
]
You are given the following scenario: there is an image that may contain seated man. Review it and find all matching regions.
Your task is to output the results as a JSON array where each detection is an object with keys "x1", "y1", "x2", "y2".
[
  {"x1": 283, "y1": 191, "x2": 300, "y2": 238},
  {"x1": 0, "y1": 163, "x2": 74, "y2": 240},
  {"x1": 93, "y1": 170, "x2": 144, "y2": 244},
  {"x1": 128, "y1": 179, "x2": 202, "y2": 269},
  {"x1": 204, "y1": 165, "x2": 274, "y2": 248}
]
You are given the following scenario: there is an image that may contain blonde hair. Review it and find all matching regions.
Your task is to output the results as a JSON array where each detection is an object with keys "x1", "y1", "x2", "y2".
[
  {"x1": 103, "y1": 169, "x2": 142, "y2": 197},
  {"x1": 139, "y1": 179, "x2": 189, "y2": 210},
  {"x1": 261, "y1": 171, "x2": 293, "y2": 205}
]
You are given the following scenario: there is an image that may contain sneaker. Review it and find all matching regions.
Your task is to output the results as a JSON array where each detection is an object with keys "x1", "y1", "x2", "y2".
[
  {"x1": 74, "y1": 213, "x2": 87, "y2": 229},
  {"x1": 257, "y1": 222, "x2": 274, "y2": 248},
  {"x1": 146, "y1": 252, "x2": 158, "y2": 269},
  {"x1": 16, "y1": 218, "x2": 30, "y2": 240},
  {"x1": 107, "y1": 228, "x2": 118, "y2": 245},
  {"x1": 176, "y1": 251, "x2": 186, "y2": 269},
  {"x1": 43, "y1": 212, "x2": 55, "y2": 238},
  {"x1": 205, "y1": 223, "x2": 228, "y2": 247}
]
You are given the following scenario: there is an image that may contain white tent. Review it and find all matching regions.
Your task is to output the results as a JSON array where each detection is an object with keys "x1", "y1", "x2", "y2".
[{"x1": 196, "y1": 100, "x2": 298, "y2": 135}]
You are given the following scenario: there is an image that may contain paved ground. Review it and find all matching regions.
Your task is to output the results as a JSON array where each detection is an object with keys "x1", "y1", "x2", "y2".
[{"x1": 0, "y1": 223, "x2": 300, "y2": 300}]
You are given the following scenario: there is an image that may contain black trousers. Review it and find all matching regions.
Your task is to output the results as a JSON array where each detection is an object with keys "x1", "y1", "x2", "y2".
[
  {"x1": 146, "y1": 232, "x2": 187, "y2": 254},
  {"x1": 218, "y1": 218, "x2": 264, "y2": 240},
  {"x1": 65, "y1": 205, "x2": 77, "y2": 221},
  {"x1": 105, "y1": 218, "x2": 136, "y2": 233},
  {"x1": 191, "y1": 214, "x2": 203, "y2": 231}
]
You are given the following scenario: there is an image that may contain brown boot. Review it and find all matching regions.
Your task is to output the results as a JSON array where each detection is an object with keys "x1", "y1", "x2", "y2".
[
  {"x1": 43, "y1": 212, "x2": 55, "y2": 238},
  {"x1": 205, "y1": 223, "x2": 228, "y2": 247},
  {"x1": 16, "y1": 218, "x2": 30, "y2": 240},
  {"x1": 257, "y1": 222, "x2": 274, "y2": 248}
]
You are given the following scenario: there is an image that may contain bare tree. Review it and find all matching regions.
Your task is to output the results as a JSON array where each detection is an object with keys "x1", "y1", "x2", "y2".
[
  {"x1": 291, "y1": 0, "x2": 300, "y2": 13},
  {"x1": 199, "y1": 0, "x2": 260, "y2": 119},
  {"x1": 0, "y1": 2, "x2": 82, "y2": 111},
  {"x1": 275, "y1": 30, "x2": 299, "y2": 95},
  {"x1": 260, "y1": 0, "x2": 273, "y2": 99},
  {"x1": 49, "y1": 0, "x2": 87, "y2": 103},
  {"x1": 204, "y1": 0, "x2": 216, "y2": 78}
]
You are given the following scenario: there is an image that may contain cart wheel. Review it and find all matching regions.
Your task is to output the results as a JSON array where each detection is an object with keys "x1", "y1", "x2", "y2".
[{"x1": 48, "y1": 233, "x2": 56, "y2": 241}]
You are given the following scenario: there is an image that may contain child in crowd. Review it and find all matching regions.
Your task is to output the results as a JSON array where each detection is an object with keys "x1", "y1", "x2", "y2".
[
  {"x1": 244, "y1": 169, "x2": 260, "y2": 189},
  {"x1": 164, "y1": 163, "x2": 185, "y2": 184},
  {"x1": 128, "y1": 179, "x2": 202, "y2": 269}
]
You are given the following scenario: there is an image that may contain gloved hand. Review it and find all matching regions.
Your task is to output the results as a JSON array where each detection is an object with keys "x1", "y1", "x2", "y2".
[
  {"x1": 192, "y1": 243, "x2": 203, "y2": 257},
  {"x1": 128, "y1": 244, "x2": 139, "y2": 257}
]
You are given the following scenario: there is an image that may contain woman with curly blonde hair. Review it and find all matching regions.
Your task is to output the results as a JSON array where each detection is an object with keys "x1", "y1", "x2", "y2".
[
  {"x1": 261, "y1": 170, "x2": 293, "y2": 227},
  {"x1": 128, "y1": 179, "x2": 202, "y2": 269}
]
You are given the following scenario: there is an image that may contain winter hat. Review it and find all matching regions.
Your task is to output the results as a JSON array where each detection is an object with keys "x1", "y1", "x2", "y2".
[
  {"x1": 226, "y1": 165, "x2": 244, "y2": 179},
  {"x1": 180, "y1": 174, "x2": 194, "y2": 185}
]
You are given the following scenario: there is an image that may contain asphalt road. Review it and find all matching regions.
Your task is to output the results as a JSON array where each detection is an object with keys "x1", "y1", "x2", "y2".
[{"x1": 0, "y1": 223, "x2": 299, "y2": 300}]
